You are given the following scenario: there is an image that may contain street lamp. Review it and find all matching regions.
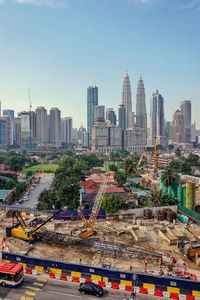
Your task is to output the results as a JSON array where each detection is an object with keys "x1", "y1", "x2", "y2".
[{"x1": 132, "y1": 274, "x2": 138, "y2": 300}]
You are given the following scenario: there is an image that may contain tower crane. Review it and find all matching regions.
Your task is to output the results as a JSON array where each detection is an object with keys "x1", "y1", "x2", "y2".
[{"x1": 78, "y1": 173, "x2": 109, "y2": 238}]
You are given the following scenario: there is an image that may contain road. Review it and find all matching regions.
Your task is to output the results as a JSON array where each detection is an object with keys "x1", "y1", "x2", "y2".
[
  {"x1": 20, "y1": 174, "x2": 54, "y2": 208},
  {"x1": 0, "y1": 275, "x2": 161, "y2": 300}
]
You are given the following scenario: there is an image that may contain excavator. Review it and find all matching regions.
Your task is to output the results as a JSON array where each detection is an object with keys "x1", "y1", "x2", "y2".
[
  {"x1": 6, "y1": 210, "x2": 62, "y2": 242},
  {"x1": 78, "y1": 173, "x2": 109, "y2": 238},
  {"x1": 178, "y1": 222, "x2": 200, "y2": 259}
]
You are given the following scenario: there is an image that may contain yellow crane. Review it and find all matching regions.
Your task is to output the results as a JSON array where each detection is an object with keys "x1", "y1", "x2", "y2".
[{"x1": 78, "y1": 173, "x2": 109, "y2": 238}]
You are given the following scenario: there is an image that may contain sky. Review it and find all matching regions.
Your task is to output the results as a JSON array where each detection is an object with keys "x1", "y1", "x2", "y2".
[{"x1": 0, "y1": 0, "x2": 199, "y2": 128}]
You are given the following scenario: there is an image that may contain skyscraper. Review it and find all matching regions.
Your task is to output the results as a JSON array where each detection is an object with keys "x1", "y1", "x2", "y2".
[
  {"x1": 118, "y1": 104, "x2": 126, "y2": 131},
  {"x1": 180, "y1": 100, "x2": 191, "y2": 143},
  {"x1": 49, "y1": 107, "x2": 61, "y2": 146},
  {"x1": 136, "y1": 76, "x2": 147, "y2": 139},
  {"x1": 63, "y1": 117, "x2": 73, "y2": 144},
  {"x1": 87, "y1": 86, "x2": 98, "y2": 142},
  {"x1": 35, "y1": 106, "x2": 48, "y2": 145},
  {"x1": 106, "y1": 108, "x2": 116, "y2": 125},
  {"x1": 94, "y1": 105, "x2": 105, "y2": 122},
  {"x1": 122, "y1": 72, "x2": 132, "y2": 129},
  {"x1": 148, "y1": 90, "x2": 167, "y2": 147},
  {"x1": 172, "y1": 110, "x2": 184, "y2": 144}
]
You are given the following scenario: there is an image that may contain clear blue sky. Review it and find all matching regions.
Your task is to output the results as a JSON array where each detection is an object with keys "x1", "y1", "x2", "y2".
[{"x1": 0, "y1": 0, "x2": 199, "y2": 128}]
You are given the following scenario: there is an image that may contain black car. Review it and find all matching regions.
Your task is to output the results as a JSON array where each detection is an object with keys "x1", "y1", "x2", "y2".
[{"x1": 79, "y1": 282, "x2": 104, "y2": 297}]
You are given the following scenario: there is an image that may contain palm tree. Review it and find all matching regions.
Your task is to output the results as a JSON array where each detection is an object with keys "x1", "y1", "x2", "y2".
[
  {"x1": 161, "y1": 168, "x2": 176, "y2": 187},
  {"x1": 124, "y1": 158, "x2": 137, "y2": 176}
]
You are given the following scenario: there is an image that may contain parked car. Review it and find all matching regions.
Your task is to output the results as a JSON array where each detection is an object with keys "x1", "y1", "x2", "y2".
[{"x1": 79, "y1": 282, "x2": 104, "y2": 297}]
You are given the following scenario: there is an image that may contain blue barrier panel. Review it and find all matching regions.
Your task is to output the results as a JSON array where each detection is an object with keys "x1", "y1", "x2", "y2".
[{"x1": 2, "y1": 252, "x2": 200, "y2": 291}]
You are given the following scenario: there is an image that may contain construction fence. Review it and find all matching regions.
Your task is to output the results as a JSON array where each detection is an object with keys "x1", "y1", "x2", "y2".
[{"x1": 2, "y1": 252, "x2": 200, "y2": 299}]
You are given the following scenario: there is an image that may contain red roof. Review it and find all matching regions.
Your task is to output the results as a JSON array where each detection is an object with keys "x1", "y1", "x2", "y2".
[
  {"x1": 105, "y1": 187, "x2": 125, "y2": 193},
  {"x1": 0, "y1": 261, "x2": 23, "y2": 274},
  {"x1": 80, "y1": 178, "x2": 97, "y2": 190}
]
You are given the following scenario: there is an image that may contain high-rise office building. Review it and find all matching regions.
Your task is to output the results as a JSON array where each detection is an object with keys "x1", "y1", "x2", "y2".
[
  {"x1": 180, "y1": 100, "x2": 191, "y2": 143},
  {"x1": 49, "y1": 107, "x2": 61, "y2": 146},
  {"x1": 136, "y1": 76, "x2": 147, "y2": 139},
  {"x1": 172, "y1": 110, "x2": 184, "y2": 144},
  {"x1": 3, "y1": 109, "x2": 14, "y2": 118},
  {"x1": 94, "y1": 105, "x2": 105, "y2": 122},
  {"x1": 35, "y1": 106, "x2": 48, "y2": 145},
  {"x1": 2, "y1": 110, "x2": 15, "y2": 146},
  {"x1": 148, "y1": 90, "x2": 167, "y2": 147},
  {"x1": 15, "y1": 117, "x2": 21, "y2": 148},
  {"x1": 122, "y1": 72, "x2": 132, "y2": 129},
  {"x1": 63, "y1": 117, "x2": 73, "y2": 144},
  {"x1": 87, "y1": 86, "x2": 98, "y2": 142},
  {"x1": 0, "y1": 119, "x2": 7, "y2": 149},
  {"x1": 118, "y1": 104, "x2": 126, "y2": 131},
  {"x1": 20, "y1": 112, "x2": 31, "y2": 149},
  {"x1": 106, "y1": 108, "x2": 117, "y2": 125}
]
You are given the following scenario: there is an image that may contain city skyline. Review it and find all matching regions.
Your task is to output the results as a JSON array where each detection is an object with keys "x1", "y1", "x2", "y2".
[{"x1": 0, "y1": 0, "x2": 199, "y2": 127}]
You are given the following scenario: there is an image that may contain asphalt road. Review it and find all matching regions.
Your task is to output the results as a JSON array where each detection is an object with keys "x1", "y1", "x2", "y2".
[
  {"x1": 20, "y1": 174, "x2": 54, "y2": 208},
  {"x1": 0, "y1": 275, "x2": 161, "y2": 300}
]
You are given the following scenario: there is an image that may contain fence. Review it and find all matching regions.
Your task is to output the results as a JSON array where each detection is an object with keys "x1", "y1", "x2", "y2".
[{"x1": 2, "y1": 252, "x2": 200, "y2": 298}]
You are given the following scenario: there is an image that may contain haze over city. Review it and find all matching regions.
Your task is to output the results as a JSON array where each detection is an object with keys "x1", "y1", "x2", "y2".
[{"x1": 0, "y1": 0, "x2": 199, "y2": 127}]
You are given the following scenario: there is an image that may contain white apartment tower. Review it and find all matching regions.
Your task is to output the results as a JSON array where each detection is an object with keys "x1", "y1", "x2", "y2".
[
  {"x1": 49, "y1": 107, "x2": 61, "y2": 146},
  {"x1": 35, "y1": 106, "x2": 48, "y2": 145}
]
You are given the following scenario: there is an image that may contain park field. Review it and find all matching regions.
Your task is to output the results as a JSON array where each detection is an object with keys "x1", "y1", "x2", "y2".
[{"x1": 22, "y1": 163, "x2": 59, "y2": 174}]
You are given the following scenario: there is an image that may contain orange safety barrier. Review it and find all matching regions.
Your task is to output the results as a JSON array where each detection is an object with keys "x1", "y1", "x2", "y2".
[
  {"x1": 85, "y1": 278, "x2": 92, "y2": 283},
  {"x1": 111, "y1": 283, "x2": 119, "y2": 289},
  {"x1": 49, "y1": 273, "x2": 55, "y2": 279},
  {"x1": 25, "y1": 268, "x2": 32, "y2": 274},
  {"x1": 155, "y1": 290, "x2": 163, "y2": 297},
  {"x1": 170, "y1": 292, "x2": 179, "y2": 300},
  {"x1": 60, "y1": 275, "x2": 67, "y2": 281},
  {"x1": 125, "y1": 285, "x2": 132, "y2": 292},
  {"x1": 186, "y1": 296, "x2": 195, "y2": 300},
  {"x1": 72, "y1": 277, "x2": 80, "y2": 283},
  {"x1": 140, "y1": 287, "x2": 148, "y2": 294},
  {"x1": 98, "y1": 281, "x2": 106, "y2": 287}
]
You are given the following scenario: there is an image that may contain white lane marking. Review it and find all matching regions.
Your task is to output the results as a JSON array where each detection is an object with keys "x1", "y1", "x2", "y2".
[{"x1": 44, "y1": 290, "x2": 81, "y2": 297}]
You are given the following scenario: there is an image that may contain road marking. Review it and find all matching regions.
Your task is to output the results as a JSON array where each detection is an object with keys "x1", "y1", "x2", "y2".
[
  {"x1": 33, "y1": 282, "x2": 44, "y2": 287},
  {"x1": 25, "y1": 291, "x2": 36, "y2": 296},
  {"x1": 20, "y1": 297, "x2": 33, "y2": 300},
  {"x1": 45, "y1": 290, "x2": 81, "y2": 297},
  {"x1": 26, "y1": 286, "x2": 40, "y2": 291},
  {"x1": 37, "y1": 277, "x2": 47, "y2": 283}
]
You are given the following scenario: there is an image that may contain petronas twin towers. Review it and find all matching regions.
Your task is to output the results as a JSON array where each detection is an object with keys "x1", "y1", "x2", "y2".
[{"x1": 122, "y1": 72, "x2": 147, "y2": 137}]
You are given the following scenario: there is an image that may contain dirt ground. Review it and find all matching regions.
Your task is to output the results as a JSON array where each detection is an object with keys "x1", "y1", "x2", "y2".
[{"x1": 1, "y1": 212, "x2": 200, "y2": 276}]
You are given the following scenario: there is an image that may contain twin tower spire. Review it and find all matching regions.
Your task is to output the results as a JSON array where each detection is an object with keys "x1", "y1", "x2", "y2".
[{"x1": 122, "y1": 72, "x2": 147, "y2": 136}]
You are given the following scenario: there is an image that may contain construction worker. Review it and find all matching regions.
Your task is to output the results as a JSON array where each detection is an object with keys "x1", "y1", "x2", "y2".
[{"x1": 144, "y1": 257, "x2": 148, "y2": 272}]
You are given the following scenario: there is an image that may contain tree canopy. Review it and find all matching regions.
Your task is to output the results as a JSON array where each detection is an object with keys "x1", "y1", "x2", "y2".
[
  {"x1": 101, "y1": 194, "x2": 130, "y2": 213},
  {"x1": 37, "y1": 154, "x2": 100, "y2": 210}
]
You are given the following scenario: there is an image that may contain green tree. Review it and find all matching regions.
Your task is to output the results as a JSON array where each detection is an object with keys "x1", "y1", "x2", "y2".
[
  {"x1": 124, "y1": 158, "x2": 137, "y2": 176},
  {"x1": 114, "y1": 172, "x2": 127, "y2": 186},
  {"x1": 101, "y1": 194, "x2": 130, "y2": 213},
  {"x1": 175, "y1": 147, "x2": 181, "y2": 157},
  {"x1": 147, "y1": 190, "x2": 174, "y2": 207},
  {"x1": 161, "y1": 168, "x2": 176, "y2": 187},
  {"x1": 186, "y1": 153, "x2": 199, "y2": 165},
  {"x1": 181, "y1": 161, "x2": 192, "y2": 175},
  {"x1": 109, "y1": 164, "x2": 118, "y2": 172}
]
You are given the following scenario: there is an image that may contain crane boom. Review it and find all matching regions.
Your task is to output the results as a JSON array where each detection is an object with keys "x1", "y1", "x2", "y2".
[{"x1": 79, "y1": 173, "x2": 109, "y2": 238}]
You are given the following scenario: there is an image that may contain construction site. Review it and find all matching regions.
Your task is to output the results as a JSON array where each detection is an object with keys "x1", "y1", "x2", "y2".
[
  {"x1": 1, "y1": 143, "x2": 200, "y2": 281},
  {"x1": 1, "y1": 186, "x2": 200, "y2": 280}
]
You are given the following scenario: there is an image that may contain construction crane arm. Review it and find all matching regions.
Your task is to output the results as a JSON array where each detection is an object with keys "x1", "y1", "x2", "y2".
[{"x1": 31, "y1": 210, "x2": 62, "y2": 234}]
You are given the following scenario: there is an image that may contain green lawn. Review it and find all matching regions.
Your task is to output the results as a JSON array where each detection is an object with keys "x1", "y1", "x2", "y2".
[{"x1": 22, "y1": 164, "x2": 59, "y2": 174}]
